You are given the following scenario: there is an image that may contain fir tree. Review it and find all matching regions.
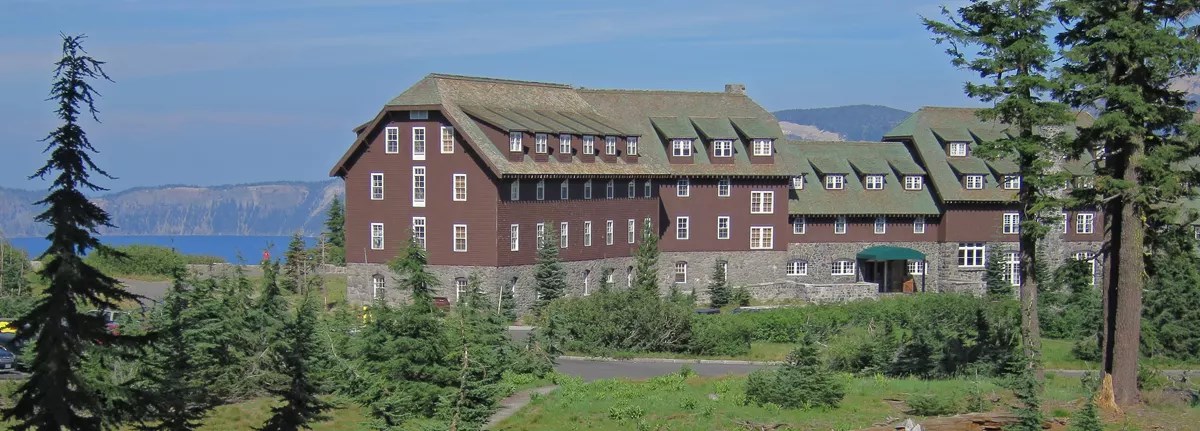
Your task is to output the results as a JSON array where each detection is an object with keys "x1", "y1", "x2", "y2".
[
  {"x1": 354, "y1": 302, "x2": 455, "y2": 428},
  {"x1": 323, "y1": 197, "x2": 346, "y2": 265},
  {"x1": 4, "y1": 34, "x2": 143, "y2": 431},
  {"x1": 984, "y1": 248, "x2": 1014, "y2": 298},
  {"x1": 0, "y1": 239, "x2": 31, "y2": 297},
  {"x1": 257, "y1": 295, "x2": 331, "y2": 431},
  {"x1": 533, "y1": 223, "x2": 566, "y2": 313},
  {"x1": 135, "y1": 276, "x2": 216, "y2": 431},
  {"x1": 1142, "y1": 228, "x2": 1200, "y2": 360},
  {"x1": 498, "y1": 281, "x2": 517, "y2": 324},
  {"x1": 388, "y1": 235, "x2": 439, "y2": 306},
  {"x1": 707, "y1": 261, "x2": 731, "y2": 308},
  {"x1": 444, "y1": 273, "x2": 512, "y2": 430},
  {"x1": 925, "y1": 0, "x2": 1074, "y2": 376},
  {"x1": 1068, "y1": 396, "x2": 1103, "y2": 431},
  {"x1": 281, "y1": 233, "x2": 309, "y2": 294},
  {"x1": 1053, "y1": 0, "x2": 1200, "y2": 405},
  {"x1": 632, "y1": 221, "x2": 660, "y2": 294},
  {"x1": 1008, "y1": 365, "x2": 1044, "y2": 431}
]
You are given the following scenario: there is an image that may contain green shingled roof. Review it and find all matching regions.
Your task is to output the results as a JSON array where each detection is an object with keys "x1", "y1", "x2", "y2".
[
  {"x1": 947, "y1": 157, "x2": 991, "y2": 175},
  {"x1": 932, "y1": 127, "x2": 974, "y2": 142},
  {"x1": 849, "y1": 157, "x2": 890, "y2": 175},
  {"x1": 986, "y1": 159, "x2": 1018, "y2": 175},
  {"x1": 888, "y1": 158, "x2": 926, "y2": 175},
  {"x1": 730, "y1": 117, "x2": 779, "y2": 139},
  {"x1": 651, "y1": 117, "x2": 699, "y2": 139},
  {"x1": 810, "y1": 158, "x2": 851, "y2": 175},
  {"x1": 690, "y1": 117, "x2": 738, "y2": 140},
  {"x1": 779, "y1": 141, "x2": 940, "y2": 216}
]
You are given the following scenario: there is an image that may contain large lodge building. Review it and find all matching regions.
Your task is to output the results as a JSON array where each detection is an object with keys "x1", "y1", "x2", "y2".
[{"x1": 329, "y1": 74, "x2": 1103, "y2": 309}]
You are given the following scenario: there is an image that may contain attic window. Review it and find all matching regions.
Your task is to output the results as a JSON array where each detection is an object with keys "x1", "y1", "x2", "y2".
[
  {"x1": 1002, "y1": 175, "x2": 1021, "y2": 190},
  {"x1": 965, "y1": 175, "x2": 985, "y2": 190},
  {"x1": 752, "y1": 139, "x2": 773, "y2": 156},
  {"x1": 410, "y1": 110, "x2": 429, "y2": 120},
  {"x1": 791, "y1": 176, "x2": 804, "y2": 190},
  {"x1": 713, "y1": 140, "x2": 733, "y2": 157},
  {"x1": 825, "y1": 175, "x2": 845, "y2": 190},
  {"x1": 627, "y1": 136, "x2": 639, "y2": 156},
  {"x1": 559, "y1": 134, "x2": 572, "y2": 154},
  {"x1": 948, "y1": 142, "x2": 968, "y2": 157},
  {"x1": 583, "y1": 135, "x2": 595, "y2": 155},
  {"x1": 864, "y1": 175, "x2": 884, "y2": 190},
  {"x1": 535, "y1": 133, "x2": 548, "y2": 154},
  {"x1": 509, "y1": 132, "x2": 522, "y2": 152},
  {"x1": 672, "y1": 139, "x2": 693, "y2": 157},
  {"x1": 605, "y1": 136, "x2": 617, "y2": 155},
  {"x1": 904, "y1": 175, "x2": 923, "y2": 190}
]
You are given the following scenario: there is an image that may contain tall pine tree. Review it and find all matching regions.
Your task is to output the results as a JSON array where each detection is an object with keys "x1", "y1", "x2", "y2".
[
  {"x1": 444, "y1": 273, "x2": 512, "y2": 430},
  {"x1": 281, "y1": 233, "x2": 309, "y2": 294},
  {"x1": 323, "y1": 197, "x2": 345, "y2": 266},
  {"x1": 257, "y1": 294, "x2": 330, "y2": 431},
  {"x1": 4, "y1": 34, "x2": 142, "y2": 431},
  {"x1": 1053, "y1": 0, "x2": 1200, "y2": 405},
  {"x1": 924, "y1": 0, "x2": 1074, "y2": 376},
  {"x1": 533, "y1": 222, "x2": 566, "y2": 313},
  {"x1": 707, "y1": 260, "x2": 730, "y2": 308},
  {"x1": 134, "y1": 276, "x2": 216, "y2": 431},
  {"x1": 388, "y1": 235, "x2": 439, "y2": 306},
  {"x1": 632, "y1": 220, "x2": 660, "y2": 294}
]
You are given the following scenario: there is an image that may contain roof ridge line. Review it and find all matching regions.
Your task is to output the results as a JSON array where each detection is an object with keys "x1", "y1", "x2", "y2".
[
  {"x1": 427, "y1": 73, "x2": 572, "y2": 89},
  {"x1": 577, "y1": 88, "x2": 738, "y2": 96}
]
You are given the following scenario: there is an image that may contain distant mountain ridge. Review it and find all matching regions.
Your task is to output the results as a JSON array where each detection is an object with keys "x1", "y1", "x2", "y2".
[
  {"x1": 0, "y1": 180, "x2": 344, "y2": 238},
  {"x1": 773, "y1": 105, "x2": 912, "y2": 142}
]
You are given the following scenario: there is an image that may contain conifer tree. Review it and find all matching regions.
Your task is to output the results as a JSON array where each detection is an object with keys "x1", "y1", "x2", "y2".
[
  {"x1": 533, "y1": 223, "x2": 566, "y2": 313},
  {"x1": 4, "y1": 34, "x2": 143, "y2": 431},
  {"x1": 257, "y1": 294, "x2": 330, "y2": 431},
  {"x1": 281, "y1": 233, "x2": 309, "y2": 293},
  {"x1": 1053, "y1": 0, "x2": 1200, "y2": 405},
  {"x1": 323, "y1": 197, "x2": 346, "y2": 265},
  {"x1": 984, "y1": 249, "x2": 1014, "y2": 299},
  {"x1": 135, "y1": 276, "x2": 216, "y2": 431},
  {"x1": 1009, "y1": 365, "x2": 1045, "y2": 431},
  {"x1": 632, "y1": 221, "x2": 660, "y2": 294},
  {"x1": 388, "y1": 235, "x2": 439, "y2": 306},
  {"x1": 707, "y1": 261, "x2": 731, "y2": 308},
  {"x1": 925, "y1": 0, "x2": 1074, "y2": 376},
  {"x1": 354, "y1": 302, "x2": 455, "y2": 428},
  {"x1": 1068, "y1": 396, "x2": 1103, "y2": 431},
  {"x1": 445, "y1": 273, "x2": 511, "y2": 430},
  {"x1": 498, "y1": 281, "x2": 517, "y2": 323}
]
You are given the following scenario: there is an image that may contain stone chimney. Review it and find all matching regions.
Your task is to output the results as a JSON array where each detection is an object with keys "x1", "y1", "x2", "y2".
[{"x1": 724, "y1": 83, "x2": 746, "y2": 95}]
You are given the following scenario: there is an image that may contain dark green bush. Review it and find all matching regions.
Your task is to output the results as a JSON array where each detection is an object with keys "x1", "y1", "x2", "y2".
[
  {"x1": 906, "y1": 392, "x2": 963, "y2": 416},
  {"x1": 689, "y1": 316, "x2": 751, "y2": 356},
  {"x1": 730, "y1": 287, "x2": 751, "y2": 307},
  {"x1": 1040, "y1": 260, "x2": 1100, "y2": 340},
  {"x1": 545, "y1": 288, "x2": 695, "y2": 354},
  {"x1": 745, "y1": 337, "x2": 844, "y2": 409}
]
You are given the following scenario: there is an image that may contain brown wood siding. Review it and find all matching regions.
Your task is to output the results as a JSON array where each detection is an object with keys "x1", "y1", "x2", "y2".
[
  {"x1": 659, "y1": 178, "x2": 788, "y2": 252},
  {"x1": 1063, "y1": 208, "x2": 1103, "y2": 242},
  {"x1": 344, "y1": 110, "x2": 499, "y2": 266},
  {"x1": 794, "y1": 216, "x2": 940, "y2": 243},
  {"x1": 496, "y1": 198, "x2": 659, "y2": 266},
  {"x1": 941, "y1": 203, "x2": 1021, "y2": 243}
]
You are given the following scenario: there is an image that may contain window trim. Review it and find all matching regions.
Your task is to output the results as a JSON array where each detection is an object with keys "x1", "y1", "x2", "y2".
[
  {"x1": 534, "y1": 133, "x2": 548, "y2": 154},
  {"x1": 606, "y1": 180, "x2": 614, "y2": 199},
  {"x1": 536, "y1": 179, "x2": 545, "y2": 201},
  {"x1": 913, "y1": 216, "x2": 926, "y2": 234},
  {"x1": 834, "y1": 216, "x2": 847, "y2": 235},
  {"x1": 412, "y1": 217, "x2": 426, "y2": 249},
  {"x1": 536, "y1": 223, "x2": 545, "y2": 249},
  {"x1": 786, "y1": 259, "x2": 808, "y2": 276},
  {"x1": 509, "y1": 131, "x2": 522, "y2": 152},
  {"x1": 583, "y1": 135, "x2": 595, "y2": 155},
  {"x1": 957, "y1": 242, "x2": 986, "y2": 268},
  {"x1": 606, "y1": 220, "x2": 614, "y2": 245},
  {"x1": 627, "y1": 136, "x2": 639, "y2": 156},
  {"x1": 713, "y1": 140, "x2": 733, "y2": 158},
  {"x1": 384, "y1": 126, "x2": 400, "y2": 154},
  {"x1": 510, "y1": 180, "x2": 520, "y2": 201},
  {"x1": 791, "y1": 176, "x2": 805, "y2": 190},
  {"x1": 750, "y1": 191, "x2": 774, "y2": 214},
  {"x1": 452, "y1": 174, "x2": 467, "y2": 202},
  {"x1": 453, "y1": 224, "x2": 467, "y2": 252},
  {"x1": 370, "y1": 173, "x2": 384, "y2": 200},
  {"x1": 674, "y1": 261, "x2": 687, "y2": 284},
  {"x1": 605, "y1": 136, "x2": 617, "y2": 155},
  {"x1": 965, "y1": 175, "x2": 985, "y2": 190},
  {"x1": 560, "y1": 179, "x2": 569, "y2": 200},
  {"x1": 412, "y1": 167, "x2": 426, "y2": 207},
  {"x1": 409, "y1": 110, "x2": 429, "y2": 120},
  {"x1": 831, "y1": 259, "x2": 856, "y2": 276},
  {"x1": 717, "y1": 216, "x2": 730, "y2": 240},
  {"x1": 677, "y1": 178, "x2": 690, "y2": 197},
  {"x1": 412, "y1": 127, "x2": 426, "y2": 160},
  {"x1": 1003, "y1": 175, "x2": 1021, "y2": 190},
  {"x1": 750, "y1": 226, "x2": 773, "y2": 250},
  {"x1": 372, "y1": 274, "x2": 386, "y2": 299},
  {"x1": 510, "y1": 224, "x2": 519, "y2": 251},
  {"x1": 440, "y1": 126, "x2": 455, "y2": 154},
  {"x1": 948, "y1": 141, "x2": 968, "y2": 157},
  {"x1": 559, "y1": 134, "x2": 571, "y2": 154},
  {"x1": 560, "y1": 222, "x2": 569, "y2": 249},
  {"x1": 584, "y1": 221, "x2": 592, "y2": 247},
  {"x1": 793, "y1": 216, "x2": 806, "y2": 234},
  {"x1": 1076, "y1": 212, "x2": 1095, "y2": 234},
  {"x1": 644, "y1": 180, "x2": 652, "y2": 198},
  {"x1": 825, "y1": 175, "x2": 845, "y2": 190},
  {"x1": 672, "y1": 139, "x2": 692, "y2": 157},
  {"x1": 454, "y1": 277, "x2": 468, "y2": 302},
  {"x1": 865, "y1": 175, "x2": 884, "y2": 190},
  {"x1": 1002, "y1": 212, "x2": 1020, "y2": 235},
  {"x1": 904, "y1": 175, "x2": 923, "y2": 191},
  {"x1": 907, "y1": 260, "x2": 926, "y2": 275},
  {"x1": 627, "y1": 219, "x2": 636, "y2": 244},
  {"x1": 584, "y1": 180, "x2": 593, "y2": 200},
  {"x1": 751, "y1": 139, "x2": 773, "y2": 156},
  {"x1": 874, "y1": 216, "x2": 886, "y2": 234},
  {"x1": 718, "y1": 178, "x2": 731, "y2": 197},
  {"x1": 676, "y1": 216, "x2": 689, "y2": 240},
  {"x1": 627, "y1": 180, "x2": 636, "y2": 198},
  {"x1": 370, "y1": 223, "x2": 384, "y2": 250}
]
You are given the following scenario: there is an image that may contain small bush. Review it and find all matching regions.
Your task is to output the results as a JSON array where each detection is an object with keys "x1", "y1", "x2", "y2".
[
  {"x1": 744, "y1": 336, "x2": 844, "y2": 409},
  {"x1": 730, "y1": 287, "x2": 752, "y2": 307},
  {"x1": 689, "y1": 316, "x2": 751, "y2": 356},
  {"x1": 906, "y1": 392, "x2": 962, "y2": 416}
]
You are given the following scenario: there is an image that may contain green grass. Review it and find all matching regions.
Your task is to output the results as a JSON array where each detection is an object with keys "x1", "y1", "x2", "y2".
[
  {"x1": 1042, "y1": 338, "x2": 1200, "y2": 370},
  {"x1": 583, "y1": 342, "x2": 796, "y2": 362},
  {"x1": 196, "y1": 397, "x2": 366, "y2": 431}
]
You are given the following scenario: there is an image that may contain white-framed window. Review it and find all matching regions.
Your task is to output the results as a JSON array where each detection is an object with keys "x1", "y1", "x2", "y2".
[
  {"x1": 793, "y1": 216, "x2": 806, "y2": 234},
  {"x1": 583, "y1": 135, "x2": 595, "y2": 155},
  {"x1": 409, "y1": 110, "x2": 428, "y2": 120},
  {"x1": 627, "y1": 136, "x2": 639, "y2": 156},
  {"x1": 677, "y1": 178, "x2": 690, "y2": 197},
  {"x1": 672, "y1": 139, "x2": 692, "y2": 157},
  {"x1": 907, "y1": 260, "x2": 925, "y2": 275},
  {"x1": 1002, "y1": 251, "x2": 1020, "y2": 286},
  {"x1": 412, "y1": 167, "x2": 426, "y2": 207},
  {"x1": 965, "y1": 175, "x2": 985, "y2": 189},
  {"x1": 559, "y1": 134, "x2": 571, "y2": 154},
  {"x1": 717, "y1": 216, "x2": 730, "y2": 239},
  {"x1": 627, "y1": 180, "x2": 636, "y2": 198},
  {"x1": 913, "y1": 216, "x2": 926, "y2": 234},
  {"x1": 1061, "y1": 211, "x2": 1069, "y2": 233},
  {"x1": 1073, "y1": 251, "x2": 1096, "y2": 285},
  {"x1": 865, "y1": 175, "x2": 884, "y2": 190},
  {"x1": 370, "y1": 173, "x2": 384, "y2": 200},
  {"x1": 441, "y1": 126, "x2": 455, "y2": 154},
  {"x1": 372, "y1": 274, "x2": 386, "y2": 300},
  {"x1": 831, "y1": 259, "x2": 855, "y2": 276},
  {"x1": 453, "y1": 224, "x2": 467, "y2": 252},
  {"x1": 834, "y1": 216, "x2": 847, "y2": 235},
  {"x1": 627, "y1": 219, "x2": 636, "y2": 244},
  {"x1": 1003, "y1": 212, "x2": 1020, "y2": 234},
  {"x1": 948, "y1": 142, "x2": 968, "y2": 157},
  {"x1": 536, "y1": 179, "x2": 545, "y2": 201},
  {"x1": 644, "y1": 180, "x2": 653, "y2": 198},
  {"x1": 874, "y1": 216, "x2": 886, "y2": 234},
  {"x1": 957, "y1": 242, "x2": 986, "y2": 268},
  {"x1": 787, "y1": 260, "x2": 808, "y2": 276},
  {"x1": 606, "y1": 220, "x2": 614, "y2": 245},
  {"x1": 412, "y1": 127, "x2": 426, "y2": 160},
  {"x1": 750, "y1": 191, "x2": 774, "y2": 214},
  {"x1": 560, "y1": 179, "x2": 569, "y2": 200},
  {"x1": 510, "y1": 180, "x2": 519, "y2": 201},
  {"x1": 825, "y1": 175, "x2": 845, "y2": 190},
  {"x1": 583, "y1": 270, "x2": 590, "y2": 296},
  {"x1": 453, "y1": 174, "x2": 467, "y2": 201},
  {"x1": 605, "y1": 270, "x2": 614, "y2": 285},
  {"x1": 605, "y1": 136, "x2": 617, "y2": 155},
  {"x1": 752, "y1": 139, "x2": 773, "y2": 156},
  {"x1": 370, "y1": 223, "x2": 384, "y2": 250},
  {"x1": 584, "y1": 221, "x2": 592, "y2": 246},
  {"x1": 510, "y1": 224, "x2": 519, "y2": 251},
  {"x1": 453, "y1": 277, "x2": 468, "y2": 302},
  {"x1": 1076, "y1": 212, "x2": 1095, "y2": 234},
  {"x1": 584, "y1": 180, "x2": 593, "y2": 199},
  {"x1": 560, "y1": 222, "x2": 568, "y2": 249},
  {"x1": 1195, "y1": 225, "x2": 1200, "y2": 241},
  {"x1": 1003, "y1": 175, "x2": 1021, "y2": 190},
  {"x1": 904, "y1": 175, "x2": 923, "y2": 190},
  {"x1": 606, "y1": 180, "x2": 614, "y2": 199},
  {"x1": 385, "y1": 127, "x2": 400, "y2": 154},
  {"x1": 676, "y1": 216, "x2": 689, "y2": 240},
  {"x1": 412, "y1": 217, "x2": 426, "y2": 249},
  {"x1": 713, "y1": 140, "x2": 733, "y2": 157},
  {"x1": 791, "y1": 176, "x2": 805, "y2": 189},
  {"x1": 674, "y1": 262, "x2": 687, "y2": 284},
  {"x1": 536, "y1": 223, "x2": 545, "y2": 249},
  {"x1": 509, "y1": 131, "x2": 522, "y2": 152},
  {"x1": 750, "y1": 226, "x2": 773, "y2": 249},
  {"x1": 718, "y1": 178, "x2": 731, "y2": 197},
  {"x1": 535, "y1": 133, "x2": 548, "y2": 154}
]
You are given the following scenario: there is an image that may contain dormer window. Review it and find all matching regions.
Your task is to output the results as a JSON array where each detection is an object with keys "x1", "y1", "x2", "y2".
[
  {"x1": 948, "y1": 142, "x2": 968, "y2": 157},
  {"x1": 672, "y1": 139, "x2": 693, "y2": 157},
  {"x1": 627, "y1": 136, "x2": 639, "y2": 156},
  {"x1": 509, "y1": 132, "x2": 522, "y2": 152},
  {"x1": 864, "y1": 175, "x2": 884, "y2": 190},
  {"x1": 752, "y1": 139, "x2": 773, "y2": 156},
  {"x1": 583, "y1": 135, "x2": 595, "y2": 155},
  {"x1": 559, "y1": 134, "x2": 572, "y2": 154},
  {"x1": 1002, "y1": 175, "x2": 1021, "y2": 190},
  {"x1": 904, "y1": 175, "x2": 923, "y2": 190},
  {"x1": 713, "y1": 140, "x2": 733, "y2": 157},
  {"x1": 409, "y1": 110, "x2": 429, "y2": 120},
  {"x1": 965, "y1": 175, "x2": 985, "y2": 189},
  {"x1": 1075, "y1": 175, "x2": 1094, "y2": 189},
  {"x1": 535, "y1": 133, "x2": 548, "y2": 154},
  {"x1": 825, "y1": 175, "x2": 845, "y2": 190},
  {"x1": 791, "y1": 176, "x2": 804, "y2": 190},
  {"x1": 605, "y1": 136, "x2": 617, "y2": 155}
]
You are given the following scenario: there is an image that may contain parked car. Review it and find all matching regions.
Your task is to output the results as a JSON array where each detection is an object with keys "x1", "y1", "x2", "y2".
[
  {"x1": 694, "y1": 308, "x2": 720, "y2": 315},
  {"x1": 0, "y1": 345, "x2": 16, "y2": 372}
]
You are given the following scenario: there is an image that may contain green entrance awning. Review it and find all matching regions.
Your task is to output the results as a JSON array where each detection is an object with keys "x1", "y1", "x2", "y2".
[{"x1": 857, "y1": 245, "x2": 925, "y2": 261}]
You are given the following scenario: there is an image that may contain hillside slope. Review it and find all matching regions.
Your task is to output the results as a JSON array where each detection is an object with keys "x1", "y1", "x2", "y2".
[{"x1": 773, "y1": 105, "x2": 912, "y2": 141}]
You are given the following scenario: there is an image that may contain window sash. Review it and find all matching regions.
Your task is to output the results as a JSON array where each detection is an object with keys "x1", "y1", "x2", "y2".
[
  {"x1": 718, "y1": 178, "x2": 731, "y2": 197},
  {"x1": 412, "y1": 167, "x2": 426, "y2": 206},
  {"x1": 1003, "y1": 213, "x2": 1020, "y2": 234},
  {"x1": 370, "y1": 173, "x2": 384, "y2": 200},
  {"x1": 825, "y1": 175, "x2": 845, "y2": 190},
  {"x1": 511, "y1": 180, "x2": 520, "y2": 200},
  {"x1": 834, "y1": 216, "x2": 847, "y2": 234},
  {"x1": 907, "y1": 261, "x2": 925, "y2": 275},
  {"x1": 412, "y1": 217, "x2": 425, "y2": 249},
  {"x1": 453, "y1": 224, "x2": 467, "y2": 252},
  {"x1": 750, "y1": 191, "x2": 773, "y2": 214},
  {"x1": 717, "y1": 216, "x2": 730, "y2": 239},
  {"x1": 677, "y1": 179, "x2": 690, "y2": 197},
  {"x1": 1076, "y1": 213, "x2": 1094, "y2": 234},
  {"x1": 627, "y1": 136, "x2": 639, "y2": 155},
  {"x1": 672, "y1": 139, "x2": 692, "y2": 157},
  {"x1": 676, "y1": 217, "x2": 689, "y2": 240},
  {"x1": 644, "y1": 180, "x2": 652, "y2": 197},
  {"x1": 584, "y1": 221, "x2": 592, "y2": 246},
  {"x1": 583, "y1": 136, "x2": 595, "y2": 154},
  {"x1": 752, "y1": 139, "x2": 772, "y2": 156},
  {"x1": 949, "y1": 142, "x2": 967, "y2": 157},
  {"x1": 1003, "y1": 175, "x2": 1021, "y2": 190},
  {"x1": 957, "y1": 243, "x2": 986, "y2": 267},
  {"x1": 791, "y1": 176, "x2": 804, "y2": 189},
  {"x1": 409, "y1": 110, "x2": 428, "y2": 120},
  {"x1": 793, "y1": 217, "x2": 806, "y2": 234},
  {"x1": 904, "y1": 176, "x2": 923, "y2": 190},
  {"x1": 453, "y1": 174, "x2": 467, "y2": 201},
  {"x1": 1002, "y1": 252, "x2": 1020, "y2": 286},
  {"x1": 965, "y1": 175, "x2": 984, "y2": 189},
  {"x1": 674, "y1": 262, "x2": 687, "y2": 283},
  {"x1": 606, "y1": 220, "x2": 614, "y2": 245},
  {"x1": 412, "y1": 127, "x2": 426, "y2": 160},
  {"x1": 874, "y1": 216, "x2": 886, "y2": 234},
  {"x1": 509, "y1": 132, "x2": 522, "y2": 152},
  {"x1": 510, "y1": 224, "x2": 519, "y2": 251},
  {"x1": 913, "y1": 217, "x2": 926, "y2": 234},
  {"x1": 865, "y1": 175, "x2": 884, "y2": 190},
  {"x1": 713, "y1": 140, "x2": 733, "y2": 157},
  {"x1": 536, "y1": 223, "x2": 545, "y2": 249},
  {"x1": 441, "y1": 126, "x2": 455, "y2": 153},
  {"x1": 560, "y1": 180, "x2": 569, "y2": 200},
  {"x1": 628, "y1": 180, "x2": 636, "y2": 198},
  {"x1": 560, "y1": 222, "x2": 568, "y2": 248},
  {"x1": 750, "y1": 226, "x2": 773, "y2": 249},
  {"x1": 535, "y1": 133, "x2": 548, "y2": 154},
  {"x1": 536, "y1": 180, "x2": 545, "y2": 201},
  {"x1": 627, "y1": 219, "x2": 636, "y2": 244},
  {"x1": 559, "y1": 134, "x2": 571, "y2": 154},
  {"x1": 786, "y1": 261, "x2": 807, "y2": 276},
  {"x1": 584, "y1": 180, "x2": 592, "y2": 199},
  {"x1": 385, "y1": 127, "x2": 400, "y2": 153},
  {"x1": 605, "y1": 136, "x2": 617, "y2": 155},
  {"x1": 370, "y1": 223, "x2": 384, "y2": 250},
  {"x1": 831, "y1": 260, "x2": 855, "y2": 276},
  {"x1": 606, "y1": 180, "x2": 614, "y2": 199}
]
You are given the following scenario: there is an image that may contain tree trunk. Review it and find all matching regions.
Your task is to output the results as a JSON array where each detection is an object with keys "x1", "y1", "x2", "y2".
[
  {"x1": 1018, "y1": 203, "x2": 1042, "y2": 378},
  {"x1": 1101, "y1": 137, "x2": 1144, "y2": 406}
]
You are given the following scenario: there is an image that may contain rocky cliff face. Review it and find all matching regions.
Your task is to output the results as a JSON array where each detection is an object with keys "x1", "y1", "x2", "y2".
[{"x1": 0, "y1": 180, "x2": 344, "y2": 237}]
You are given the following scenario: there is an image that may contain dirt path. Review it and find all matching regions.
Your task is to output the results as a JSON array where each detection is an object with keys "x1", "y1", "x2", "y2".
[{"x1": 486, "y1": 385, "x2": 556, "y2": 429}]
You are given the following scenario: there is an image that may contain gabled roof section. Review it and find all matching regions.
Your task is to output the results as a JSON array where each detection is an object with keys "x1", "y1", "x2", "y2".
[
  {"x1": 986, "y1": 159, "x2": 1019, "y2": 175},
  {"x1": 849, "y1": 158, "x2": 890, "y2": 175},
  {"x1": 931, "y1": 127, "x2": 974, "y2": 143},
  {"x1": 810, "y1": 158, "x2": 851, "y2": 175},
  {"x1": 888, "y1": 159, "x2": 926, "y2": 176},
  {"x1": 947, "y1": 157, "x2": 991, "y2": 175},
  {"x1": 689, "y1": 117, "x2": 738, "y2": 140},
  {"x1": 730, "y1": 117, "x2": 779, "y2": 139},
  {"x1": 779, "y1": 141, "x2": 940, "y2": 216},
  {"x1": 651, "y1": 117, "x2": 699, "y2": 139}
]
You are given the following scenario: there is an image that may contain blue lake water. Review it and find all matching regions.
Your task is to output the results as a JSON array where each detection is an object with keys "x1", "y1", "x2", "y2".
[{"x1": 6, "y1": 235, "x2": 317, "y2": 263}]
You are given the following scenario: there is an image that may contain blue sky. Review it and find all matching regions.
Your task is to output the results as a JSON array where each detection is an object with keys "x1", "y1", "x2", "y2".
[{"x1": 0, "y1": 0, "x2": 980, "y2": 190}]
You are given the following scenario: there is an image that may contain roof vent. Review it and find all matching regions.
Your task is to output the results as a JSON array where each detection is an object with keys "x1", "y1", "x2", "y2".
[{"x1": 725, "y1": 83, "x2": 746, "y2": 95}]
